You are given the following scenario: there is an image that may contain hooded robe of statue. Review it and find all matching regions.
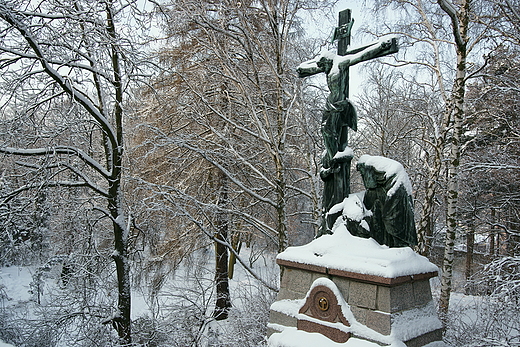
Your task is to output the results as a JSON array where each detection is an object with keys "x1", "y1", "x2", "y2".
[{"x1": 356, "y1": 162, "x2": 417, "y2": 248}]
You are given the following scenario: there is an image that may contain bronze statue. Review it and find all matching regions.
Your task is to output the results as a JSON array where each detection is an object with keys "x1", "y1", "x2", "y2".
[
  {"x1": 355, "y1": 158, "x2": 418, "y2": 248},
  {"x1": 297, "y1": 9, "x2": 399, "y2": 236}
]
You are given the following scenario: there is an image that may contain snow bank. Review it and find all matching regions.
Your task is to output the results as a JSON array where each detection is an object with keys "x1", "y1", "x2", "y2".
[
  {"x1": 391, "y1": 301, "x2": 443, "y2": 341},
  {"x1": 268, "y1": 328, "x2": 386, "y2": 347},
  {"x1": 0, "y1": 266, "x2": 33, "y2": 304},
  {"x1": 277, "y1": 224, "x2": 437, "y2": 278}
]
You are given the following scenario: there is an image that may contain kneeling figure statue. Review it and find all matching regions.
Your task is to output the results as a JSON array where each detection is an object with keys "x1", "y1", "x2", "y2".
[{"x1": 350, "y1": 155, "x2": 418, "y2": 248}]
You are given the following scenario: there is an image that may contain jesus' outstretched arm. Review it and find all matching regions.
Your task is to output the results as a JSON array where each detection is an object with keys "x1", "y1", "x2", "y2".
[
  {"x1": 336, "y1": 37, "x2": 398, "y2": 70},
  {"x1": 296, "y1": 56, "x2": 329, "y2": 78}
]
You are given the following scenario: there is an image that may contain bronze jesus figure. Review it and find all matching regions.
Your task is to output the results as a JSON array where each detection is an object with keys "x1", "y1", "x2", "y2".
[{"x1": 297, "y1": 15, "x2": 398, "y2": 236}]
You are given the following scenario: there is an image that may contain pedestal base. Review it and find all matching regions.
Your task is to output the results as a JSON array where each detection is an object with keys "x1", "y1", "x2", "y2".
[{"x1": 268, "y1": 258, "x2": 444, "y2": 347}]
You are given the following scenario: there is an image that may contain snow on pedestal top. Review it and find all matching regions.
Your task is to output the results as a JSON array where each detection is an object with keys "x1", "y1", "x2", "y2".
[{"x1": 277, "y1": 223, "x2": 437, "y2": 278}]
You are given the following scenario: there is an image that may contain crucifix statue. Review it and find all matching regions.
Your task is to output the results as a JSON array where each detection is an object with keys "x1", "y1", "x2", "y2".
[{"x1": 297, "y1": 9, "x2": 399, "y2": 237}]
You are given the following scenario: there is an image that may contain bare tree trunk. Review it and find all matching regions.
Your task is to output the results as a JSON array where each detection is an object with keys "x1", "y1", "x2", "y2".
[
  {"x1": 417, "y1": 140, "x2": 444, "y2": 256},
  {"x1": 276, "y1": 164, "x2": 288, "y2": 254},
  {"x1": 110, "y1": 195, "x2": 131, "y2": 342},
  {"x1": 227, "y1": 232, "x2": 241, "y2": 280},
  {"x1": 214, "y1": 170, "x2": 231, "y2": 320},
  {"x1": 490, "y1": 208, "x2": 496, "y2": 255},
  {"x1": 106, "y1": 4, "x2": 131, "y2": 341},
  {"x1": 465, "y1": 219, "x2": 475, "y2": 293},
  {"x1": 274, "y1": 10, "x2": 288, "y2": 255},
  {"x1": 506, "y1": 206, "x2": 518, "y2": 256}
]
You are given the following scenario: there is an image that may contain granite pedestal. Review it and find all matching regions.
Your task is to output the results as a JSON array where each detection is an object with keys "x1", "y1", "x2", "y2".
[{"x1": 267, "y1": 230, "x2": 445, "y2": 346}]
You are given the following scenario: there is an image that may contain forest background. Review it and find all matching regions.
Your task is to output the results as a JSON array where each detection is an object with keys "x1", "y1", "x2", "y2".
[{"x1": 0, "y1": 0, "x2": 519, "y2": 346}]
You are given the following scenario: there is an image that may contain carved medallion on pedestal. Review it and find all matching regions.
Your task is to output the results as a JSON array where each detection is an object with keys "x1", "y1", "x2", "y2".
[{"x1": 297, "y1": 284, "x2": 351, "y2": 343}]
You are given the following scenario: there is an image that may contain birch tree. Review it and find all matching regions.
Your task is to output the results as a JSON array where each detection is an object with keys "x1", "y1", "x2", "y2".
[
  {"x1": 366, "y1": 0, "x2": 486, "y2": 314},
  {"x1": 436, "y1": 0, "x2": 471, "y2": 315},
  {"x1": 365, "y1": 0, "x2": 452, "y2": 256},
  {"x1": 0, "y1": 0, "x2": 152, "y2": 343}
]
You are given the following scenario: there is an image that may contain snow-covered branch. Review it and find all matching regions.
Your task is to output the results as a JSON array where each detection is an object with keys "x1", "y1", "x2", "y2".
[
  {"x1": 461, "y1": 162, "x2": 520, "y2": 172},
  {"x1": 0, "y1": 46, "x2": 115, "y2": 83},
  {"x1": 143, "y1": 124, "x2": 278, "y2": 208},
  {"x1": 1, "y1": 180, "x2": 98, "y2": 204},
  {"x1": 177, "y1": 73, "x2": 272, "y2": 146},
  {"x1": 504, "y1": 0, "x2": 520, "y2": 25},
  {"x1": 0, "y1": 146, "x2": 111, "y2": 178},
  {"x1": 0, "y1": 2, "x2": 118, "y2": 149},
  {"x1": 13, "y1": 160, "x2": 109, "y2": 197}
]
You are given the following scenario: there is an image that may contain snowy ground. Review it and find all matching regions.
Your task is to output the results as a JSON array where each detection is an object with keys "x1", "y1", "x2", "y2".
[
  {"x1": 0, "y1": 249, "x2": 277, "y2": 313},
  {"x1": 0, "y1": 248, "x2": 279, "y2": 346},
  {"x1": 0, "y1": 266, "x2": 32, "y2": 305},
  {"x1": 0, "y1": 250, "x2": 513, "y2": 346}
]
